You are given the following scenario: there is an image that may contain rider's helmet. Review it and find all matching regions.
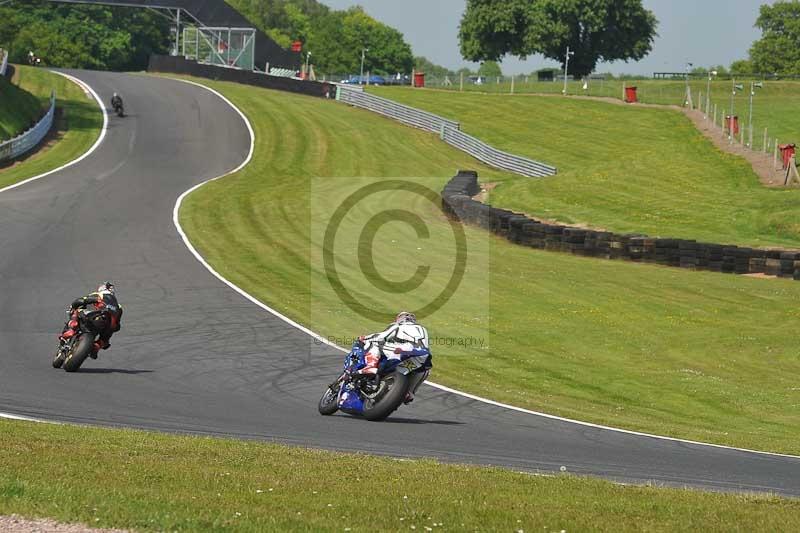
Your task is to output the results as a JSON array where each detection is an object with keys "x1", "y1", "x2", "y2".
[
  {"x1": 113, "y1": 92, "x2": 118, "y2": 98},
  {"x1": 395, "y1": 311, "x2": 416, "y2": 325},
  {"x1": 97, "y1": 281, "x2": 115, "y2": 294}
]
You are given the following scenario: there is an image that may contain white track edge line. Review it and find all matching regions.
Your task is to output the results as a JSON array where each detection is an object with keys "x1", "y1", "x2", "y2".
[
  {"x1": 0, "y1": 411, "x2": 54, "y2": 423},
  {"x1": 171, "y1": 77, "x2": 800, "y2": 461},
  {"x1": 0, "y1": 70, "x2": 108, "y2": 194}
]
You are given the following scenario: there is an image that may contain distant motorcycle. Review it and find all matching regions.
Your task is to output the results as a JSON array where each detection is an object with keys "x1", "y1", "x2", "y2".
[
  {"x1": 111, "y1": 96, "x2": 124, "y2": 118},
  {"x1": 53, "y1": 307, "x2": 114, "y2": 372},
  {"x1": 318, "y1": 341, "x2": 431, "y2": 421}
]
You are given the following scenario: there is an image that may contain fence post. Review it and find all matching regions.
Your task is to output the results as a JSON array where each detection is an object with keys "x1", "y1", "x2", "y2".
[
  {"x1": 699, "y1": 91, "x2": 703, "y2": 114},
  {"x1": 622, "y1": 81, "x2": 626, "y2": 101},
  {"x1": 748, "y1": 124, "x2": 753, "y2": 148},
  {"x1": 460, "y1": 72, "x2": 463, "y2": 92},
  {"x1": 763, "y1": 127, "x2": 768, "y2": 153},
  {"x1": 713, "y1": 104, "x2": 717, "y2": 127},
  {"x1": 511, "y1": 75, "x2": 515, "y2": 94},
  {"x1": 440, "y1": 122, "x2": 446, "y2": 141},
  {"x1": 774, "y1": 140, "x2": 779, "y2": 170}
]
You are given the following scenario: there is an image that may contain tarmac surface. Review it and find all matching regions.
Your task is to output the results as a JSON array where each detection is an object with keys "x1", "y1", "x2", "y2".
[{"x1": 1, "y1": 70, "x2": 799, "y2": 496}]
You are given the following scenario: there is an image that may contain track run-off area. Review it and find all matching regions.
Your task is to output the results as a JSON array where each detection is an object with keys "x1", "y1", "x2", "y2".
[{"x1": 1, "y1": 70, "x2": 799, "y2": 496}]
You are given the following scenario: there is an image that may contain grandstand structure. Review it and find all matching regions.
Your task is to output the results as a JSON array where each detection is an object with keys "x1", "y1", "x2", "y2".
[{"x1": 47, "y1": 0, "x2": 300, "y2": 72}]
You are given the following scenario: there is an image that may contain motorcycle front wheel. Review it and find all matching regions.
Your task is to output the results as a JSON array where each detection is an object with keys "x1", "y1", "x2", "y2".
[
  {"x1": 318, "y1": 382, "x2": 341, "y2": 415},
  {"x1": 63, "y1": 334, "x2": 94, "y2": 372},
  {"x1": 362, "y1": 371, "x2": 409, "y2": 421},
  {"x1": 52, "y1": 345, "x2": 66, "y2": 368}
]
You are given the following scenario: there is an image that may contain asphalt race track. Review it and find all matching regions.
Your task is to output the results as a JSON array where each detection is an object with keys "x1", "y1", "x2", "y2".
[{"x1": 1, "y1": 71, "x2": 799, "y2": 496}]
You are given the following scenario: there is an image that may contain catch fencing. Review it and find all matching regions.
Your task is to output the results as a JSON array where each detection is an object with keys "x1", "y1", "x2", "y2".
[
  {"x1": 336, "y1": 86, "x2": 556, "y2": 178},
  {"x1": 0, "y1": 92, "x2": 56, "y2": 162},
  {"x1": 0, "y1": 49, "x2": 8, "y2": 77}
]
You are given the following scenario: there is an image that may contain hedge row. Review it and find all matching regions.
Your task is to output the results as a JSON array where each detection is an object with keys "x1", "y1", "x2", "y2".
[{"x1": 442, "y1": 170, "x2": 800, "y2": 280}]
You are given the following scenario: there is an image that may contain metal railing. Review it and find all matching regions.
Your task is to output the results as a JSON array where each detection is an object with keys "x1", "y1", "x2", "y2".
[
  {"x1": 0, "y1": 49, "x2": 8, "y2": 77},
  {"x1": 336, "y1": 86, "x2": 556, "y2": 177},
  {"x1": 337, "y1": 86, "x2": 458, "y2": 134},
  {"x1": 0, "y1": 92, "x2": 56, "y2": 162},
  {"x1": 441, "y1": 127, "x2": 556, "y2": 178}
]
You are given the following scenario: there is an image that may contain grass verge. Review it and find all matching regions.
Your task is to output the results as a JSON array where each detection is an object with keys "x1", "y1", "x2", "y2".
[
  {"x1": 2, "y1": 419, "x2": 800, "y2": 532},
  {"x1": 374, "y1": 86, "x2": 800, "y2": 249},
  {"x1": 0, "y1": 71, "x2": 42, "y2": 141},
  {"x1": 0, "y1": 66, "x2": 102, "y2": 190},
  {"x1": 426, "y1": 78, "x2": 800, "y2": 146},
  {"x1": 175, "y1": 76, "x2": 800, "y2": 455}
]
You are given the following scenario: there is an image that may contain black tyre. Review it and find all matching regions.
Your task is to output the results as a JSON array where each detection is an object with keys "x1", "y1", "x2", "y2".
[
  {"x1": 318, "y1": 383, "x2": 341, "y2": 415},
  {"x1": 52, "y1": 346, "x2": 65, "y2": 369},
  {"x1": 63, "y1": 334, "x2": 93, "y2": 372},
  {"x1": 362, "y1": 371, "x2": 409, "y2": 421}
]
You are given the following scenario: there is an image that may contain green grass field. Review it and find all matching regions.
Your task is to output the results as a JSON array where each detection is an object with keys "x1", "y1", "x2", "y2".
[
  {"x1": 2, "y1": 419, "x2": 800, "y2": 532},
  {"x1": 177, "y1": 77, "x2": 800, "y2": 455},
  {"x1": 0, "y1": 66, "x2": 103, "y2": 190},
  {"x1": 423, "y1": 77, "x2": 800, "y2": 146},
  {"x1": 0, "y1": 72, "x2": 42, "y2": 141},
  {"x1": 374, "y1": 86, "x2": 800, "y2": 249}
]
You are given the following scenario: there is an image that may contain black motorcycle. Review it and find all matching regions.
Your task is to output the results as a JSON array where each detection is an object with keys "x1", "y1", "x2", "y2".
[
  {"x1": 112, "y1": 99, "x2": 124, "y2": 118},
  {"x1": 53, "y1": 308, "x2": 112, "y2": 372}
]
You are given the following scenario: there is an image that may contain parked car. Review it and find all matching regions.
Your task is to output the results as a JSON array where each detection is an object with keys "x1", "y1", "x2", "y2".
[{"x1": 343, "y1": 74, "x2": 387, "y2": 85}]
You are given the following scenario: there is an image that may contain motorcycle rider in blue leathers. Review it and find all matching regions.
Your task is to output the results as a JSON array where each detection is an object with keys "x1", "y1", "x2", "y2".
[{"x1": 358, "y1": 311, "x2": 431, "y2": 404}]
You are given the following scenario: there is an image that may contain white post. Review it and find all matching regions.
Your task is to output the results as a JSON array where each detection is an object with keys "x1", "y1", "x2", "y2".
[
  {"x1": 563, "y1": 45, "x2": 572, "y2": 95},
  {"x1": 510, "y1": 75, "x2": 515, "y2": 94}
]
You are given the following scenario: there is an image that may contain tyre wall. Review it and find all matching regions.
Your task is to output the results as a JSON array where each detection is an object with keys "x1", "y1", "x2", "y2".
[{"x1": 442, "y1": 170, "x2": 800, "y2": 280}]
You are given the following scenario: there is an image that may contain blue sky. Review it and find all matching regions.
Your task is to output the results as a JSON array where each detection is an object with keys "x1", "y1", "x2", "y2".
[{"x1": 319, "y1": 0, "x2": 768, "y2": 75}]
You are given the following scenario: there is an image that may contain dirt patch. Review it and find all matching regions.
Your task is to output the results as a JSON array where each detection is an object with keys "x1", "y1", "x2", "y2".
[
  {"x1": 0, "y1": 515, "x2": 129, "y2": 533},
  {"x1": 681, "y1": 108, "x2": 789, "y2": 187}
]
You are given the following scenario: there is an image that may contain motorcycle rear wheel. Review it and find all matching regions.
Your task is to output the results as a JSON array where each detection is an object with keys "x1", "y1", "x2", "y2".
[
  {"x1": 318, "y1": 383, "x2": 341, "y2": 415},
  {"x1": 63, "y1": 334, "x2": 94, "y2": 372},
  {"x1": 362, "y1": 371, "x2": 409, "y2": 421}
]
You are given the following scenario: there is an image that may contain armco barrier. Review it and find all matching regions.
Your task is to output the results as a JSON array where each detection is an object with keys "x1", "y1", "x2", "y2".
[
  {"x1": 337, "y1": 86, "x2": 556, "y2": 178},
  {"x1": 442, "y1": 170, "x2": 800, "y2": 280},
  {"x1": 337, "y1": 86, "x2": 458, "y2": 134},
  {"x1": 148, "y1": 55, "x2": 333, "y2": 99},
  {"x1": 0, "y1": 92, "x2": 56, "y2": 163}
]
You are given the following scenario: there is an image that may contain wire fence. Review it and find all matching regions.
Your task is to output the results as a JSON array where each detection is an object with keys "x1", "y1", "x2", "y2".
[
  {"x1": 0, "y1": 91, "x2": 56, "y2": 162},
  {"x1": 336, "y1": 86, "x2": 556, "y2": 177}
]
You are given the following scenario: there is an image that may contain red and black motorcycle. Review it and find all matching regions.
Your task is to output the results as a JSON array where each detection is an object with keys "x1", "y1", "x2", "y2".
[{"x1": 53, "y1": 307, "x2": 113, "y2": 372}]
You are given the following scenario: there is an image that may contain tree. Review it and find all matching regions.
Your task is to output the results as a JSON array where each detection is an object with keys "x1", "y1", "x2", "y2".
[
  {"x1": 730, "y1": 59, "x2": 755, "y2": 75},
  {"x1": 749, "y1": 1, "x2": 800, "y2": 75},
  {"x1": 459, "y1": 0, "x2": 658, "y2": 78},
  {"x1": 0, "y1": 1, "x2": 170, "y2": 70},
  {"x1": 477, "y1": 60, "x2": 502, "y2": 78}
]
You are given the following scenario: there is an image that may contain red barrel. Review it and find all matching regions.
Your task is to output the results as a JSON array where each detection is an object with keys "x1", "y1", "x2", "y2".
[
  {"x1": 725, "y1": 116, "x2": 740, "y2": 136},
  {"x1": 624, "y1": 86, "x2": 638, "y2": 103},
  {"x1": 414, "y1": 72, "x2": 425, "y2": 88},
  {"x1": 779, "y1": 143, "x2": 796, "y2": 169}
]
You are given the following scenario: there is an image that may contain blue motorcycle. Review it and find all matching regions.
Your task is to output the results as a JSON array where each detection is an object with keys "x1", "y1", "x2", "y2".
[{"x1": 318, "y1": 341, "x2": 431, "y2": 421}]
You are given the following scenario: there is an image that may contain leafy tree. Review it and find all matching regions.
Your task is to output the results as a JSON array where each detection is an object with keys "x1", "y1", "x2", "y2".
[
  {"x1": 415, "y1": 56, "x2": 457, "y2": 78},
  {"x1": 0, "y1": 1, "x2": 170, "y2": 70},
  {"x1": 749, "y1": 1, "x2": 800, "y2": 74},
  {"x1": 730, "y1": 59, "x2": 755, "y2": 75},
  {"x1": 227, "y1": 1, "x2": 413, "y2": 75},
  {"x1": 459, "y1": 0, "x2": 658, "y2": 78},
  {"x1": 477, "y1": 60, "x2": 502, "y2": 78}
]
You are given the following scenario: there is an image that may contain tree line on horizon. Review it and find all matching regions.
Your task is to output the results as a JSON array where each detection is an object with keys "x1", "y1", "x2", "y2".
[{"x1": 1, "y1": 0, "x2": 799, "y2": 79}]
